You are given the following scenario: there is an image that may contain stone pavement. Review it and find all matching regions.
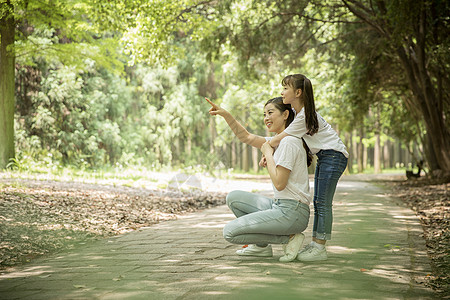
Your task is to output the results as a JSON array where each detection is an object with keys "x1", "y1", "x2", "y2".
[{"x1": 0, "y1": 177, "x2": 437, "y2": 299}]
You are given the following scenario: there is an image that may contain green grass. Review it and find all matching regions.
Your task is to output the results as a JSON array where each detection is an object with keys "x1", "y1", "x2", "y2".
[
  {"x1": 1, "y1": 165, "x2": 160, "y2": 185},
  {"x1": 1, "y1": 158, "x2": 414, "y2": 188},
  {"x1": 360, "y1": 167, "x2": 417, "y2": 175}
]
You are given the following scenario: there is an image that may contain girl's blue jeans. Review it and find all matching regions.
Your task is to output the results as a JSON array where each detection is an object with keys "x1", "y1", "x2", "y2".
[
  {"x1": 313, "y1": 149, "x2": 348, "y2": 240},
  {"x1": 223, "y1": 190, "x2": 310, "y2": 246}
]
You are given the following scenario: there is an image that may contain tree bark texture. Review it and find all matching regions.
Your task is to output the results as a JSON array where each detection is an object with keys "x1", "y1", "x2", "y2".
[
  {"x1": 374, "y1": 103, "x2": 381, "y2": 174},
  {"x1": 252, "y1": 146, "x2": 258, "y2": 173},
  {"x1": 357, "y1": 127, "x2": 364, "y2": 173},
  {"x1": 0, "y1": 1, "x2": 15, "y2": 169}
]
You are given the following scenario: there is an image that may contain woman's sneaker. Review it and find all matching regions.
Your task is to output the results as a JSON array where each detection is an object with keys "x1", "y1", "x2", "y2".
[
  {"x1": 236, "y1": 244, "x2": 273, "y2": 257},
  {"x1": 297, "y1": 245, "x2": 327, "y2": 261},
  {"x1": 279, "y1": 233, "x2": 305, "y2": 262}
]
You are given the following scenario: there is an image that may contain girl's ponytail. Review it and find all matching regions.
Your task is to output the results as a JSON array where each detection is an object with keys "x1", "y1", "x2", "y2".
[{"x1": 303, "y1": 77, "x2": 318, "y2": 136}]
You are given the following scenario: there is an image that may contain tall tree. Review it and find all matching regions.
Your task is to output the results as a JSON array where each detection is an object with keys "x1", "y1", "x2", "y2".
[
  {"x1": 341, "y1": 0, "x2": 450, "y2": 173},
  {"x1": 0, "y1": 1, "x2": 15, "y2": 168},
  {"x1": 196, "y1": 0, "x2": 450, "y2": 174},
  {"x1": 0, "y1": 0, "x2": 125, "y2": 168}
]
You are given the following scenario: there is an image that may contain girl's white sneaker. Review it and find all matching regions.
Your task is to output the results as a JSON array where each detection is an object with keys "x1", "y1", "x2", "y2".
[
  {"x1": 297, "y1": 242, "x2": 314, "y2": 255},
  {"x1": 297, "y1": 245, "x2": 328, "y2": 261}
]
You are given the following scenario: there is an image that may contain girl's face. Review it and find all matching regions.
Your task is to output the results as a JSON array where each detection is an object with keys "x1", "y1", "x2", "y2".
[
  {"x1": 281, "y1": 84, "x2": 301, "y2": 105},
  {"x1": 264, "y1": 103, "x2": 288, "y2": 134}
]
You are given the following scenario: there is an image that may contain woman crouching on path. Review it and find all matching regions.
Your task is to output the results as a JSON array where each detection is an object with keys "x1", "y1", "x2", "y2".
[{"x1": 206, "y1": 97, "x2": 312, "y2": 262}]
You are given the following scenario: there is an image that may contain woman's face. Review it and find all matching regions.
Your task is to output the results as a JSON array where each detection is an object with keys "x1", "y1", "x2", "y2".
[{"x1": 264, "y1": 103, "x2": 288, "y2": 134}]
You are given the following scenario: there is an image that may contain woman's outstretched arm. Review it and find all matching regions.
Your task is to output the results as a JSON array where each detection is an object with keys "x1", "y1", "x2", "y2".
[{"x1": 206, "y1": 98, "x2": 266, "y2": 149}]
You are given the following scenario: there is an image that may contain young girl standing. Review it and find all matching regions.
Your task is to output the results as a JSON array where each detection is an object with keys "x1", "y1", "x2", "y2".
[
  {"x1": 206, "y1": 97, "x2": 312, "y2": 262},
  {"x1": 268, "y1": 74, "x2": 348, "y2": 262}
]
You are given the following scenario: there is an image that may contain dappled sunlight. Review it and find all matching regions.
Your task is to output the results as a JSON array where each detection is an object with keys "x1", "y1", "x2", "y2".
[
  {"x1": 373, "y1": 193, "x2": 388, "y2": 198},
  {"x1": 393, "y1": 214, "x2": 420, "y2": 220},
  {"x1": 327, "y1": 245, "x2": 363, "y2": 254},
  {"x1": 364, "y1": 267, "x2": 411, "y2": 284},
  {"x1": 191, "y1": 222, "x2": 229, "y2": 228},
  {"x1": 202, "y1": 291, "x2": 231, "y2": 295},
  {"x1": 178, "y1": 213, "x2": 234, "y2": 221},
  {"x1": 0, "y1": 265, "x2": 52, "y2": 279}
]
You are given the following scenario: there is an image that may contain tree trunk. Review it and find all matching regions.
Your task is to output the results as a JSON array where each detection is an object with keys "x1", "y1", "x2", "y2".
[
  {"x1": 363, "y1": 145, "x2": 368, "y2": 170},
  {"x1": 423, "y1": 132, "x2": 439, "y2": 171},
  {"x1": 222, "y1": 144, "x2": 228, "y2": 168},
  {"x1": 345, "y1": 131, "x2": 353, "y2": 174},
  {"x1": 393, "y1": 14, "x2": 450, "y2": 172},
  {"x1": 352, "y1": 129, "x2": 358, "y2": 171},
  {"x1": 231, "y1": 140, "x2": 236, "y2": 169},
  {"x1": 242, "y1": 143, "x2": 249, "y2": 172},
  {"x1": 383, "y1": 140, "x2": 391, "y2": 169},
  {"x1": 252, "y1": 146, "x2": 258, "y2": 173},
  {"x1": 209, "y1": 117, "x2": 216, "y2": 154},
  {"x1": 374, "y1": 134, "x2": 381, "y2": 173},
  {"x1": 0, "y1": 1, "x2": 15, "y2": 169},
  {"x1": 357, "y1": 127, "x2": 364, "y2": 173},
  {"x1": 394, "y1": 141, "x2": 401, "y2": 168},
  {"x1": 186, "y1": 132, "x2": 192, "y2": 157},
  {"x1": 374, "y1": 103, "x2": 381, "y2": 173},
  {"x1": 343, "y1": 0, "x2": 450, "y2": 173}
]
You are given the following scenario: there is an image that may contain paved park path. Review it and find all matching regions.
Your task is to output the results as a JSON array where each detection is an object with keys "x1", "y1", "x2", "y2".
[{"x1": 0, "y1": 175, "x2": 437, "y2": 299}]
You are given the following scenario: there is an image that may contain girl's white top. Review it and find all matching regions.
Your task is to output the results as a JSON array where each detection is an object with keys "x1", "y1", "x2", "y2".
[
  {"x1": 272, "y1": 136, "x2": 311, "y2": 205},
  {"x1": 285, "y1": 108, "x2": 349, "y2": 157}
]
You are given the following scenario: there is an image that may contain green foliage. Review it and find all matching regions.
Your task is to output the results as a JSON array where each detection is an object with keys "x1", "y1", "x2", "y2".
[
  {"x1": 14, "y1": 37, "x2": 216, "y2": 170},
  {"x1": 8, "y1": 0, "x2": 448, "y2": 174},
  {"x1": 6, "y1": 158, "x2": 20, "y2": 171},
  {"x1": 100, "y1": 0, "x2": 218, "y2": 66}
]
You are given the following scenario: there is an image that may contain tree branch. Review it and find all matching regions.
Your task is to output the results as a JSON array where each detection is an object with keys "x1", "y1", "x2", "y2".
[
  {"x1": 344, "y1": 0, "x2": 374, "y2": 15},
  {"x1": 177, "y1": 0, "x2": 218, "y2": 21},
  {"x1": 273, "y1": 11, "x2": 361, "y2": 25},
  {"x1": 341, "y1": 0, "x2": 389, "y2": 37}
]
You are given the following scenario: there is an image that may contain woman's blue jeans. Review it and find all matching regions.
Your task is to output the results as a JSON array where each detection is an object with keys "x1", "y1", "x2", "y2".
[
  {"x1": 223, "y1": 190, "x2": 310, "y2": 246},
  {"x1": 313, "y1": 150, "x2": 348, "y2": 240}
]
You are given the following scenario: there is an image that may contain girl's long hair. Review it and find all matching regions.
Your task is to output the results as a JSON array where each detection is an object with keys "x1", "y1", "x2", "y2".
[
  {"x1": 281, "y1": 74, "x2": 318, "y2": 136},
  {"x1": 265, "y1": 97, "x2": 313, "y2": 167}
]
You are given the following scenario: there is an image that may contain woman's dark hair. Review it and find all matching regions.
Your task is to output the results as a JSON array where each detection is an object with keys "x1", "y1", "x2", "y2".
[
  {"x1": 265, "y1": 97, "x2": 295, "y2": 127},
  {"x1": 301, "y1": 138, "x2": 313, "y2": 167},
  {"x1": 281, "y1": 74, "x2": 318, "y2": 136},
  {"x1": 264, "y1": 97, "x2": 313, "y2": 167}
]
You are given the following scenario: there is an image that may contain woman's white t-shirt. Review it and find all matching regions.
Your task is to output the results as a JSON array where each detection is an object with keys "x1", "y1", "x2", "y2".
[
  {"x1": 285, "y1": 108, "x2": 349, "y2": 157},
  {"x1": 272, "y1": 136, "x2": 311, "y2": 205}
]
